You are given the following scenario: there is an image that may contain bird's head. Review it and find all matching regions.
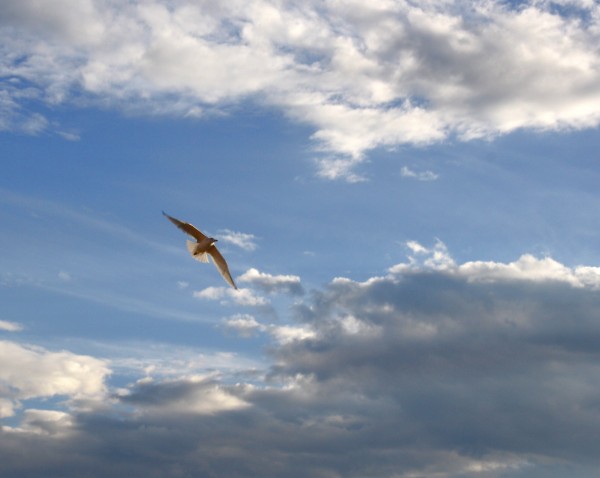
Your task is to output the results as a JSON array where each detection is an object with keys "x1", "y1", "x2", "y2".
[{"x1": 209, "y1": 238, "x2": 218, "y2": 245}]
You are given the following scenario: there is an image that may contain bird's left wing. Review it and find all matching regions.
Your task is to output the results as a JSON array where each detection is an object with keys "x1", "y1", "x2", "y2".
[
  {"x1": 162, "y1": 211, "x2": 207, "y2": 241},
  {"x1": 208, "y1": 246, "x2": 237, "y2": 289}
]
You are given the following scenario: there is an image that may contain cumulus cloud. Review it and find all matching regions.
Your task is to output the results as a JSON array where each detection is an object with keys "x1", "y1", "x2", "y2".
[
  {"x1": 3, "y1": 247, "x2": 600, "y2": 476},
  {"x1": 391, "y1": 239, "x2": 600, "y2": 288},
  {"x1": 3, "y1": 0, "x2": 600, "y2": 178},
  {"x1": 238, "y1": 267, "x2": 304, "y2": 295},
  {"x1": 0, "y1": 340, "x2": 109, "y2": 419}
]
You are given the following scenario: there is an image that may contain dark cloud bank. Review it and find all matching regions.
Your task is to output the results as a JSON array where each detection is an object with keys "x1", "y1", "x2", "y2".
[{"x1": 3, "y1": 263, "x2": 600, "y2": 477}]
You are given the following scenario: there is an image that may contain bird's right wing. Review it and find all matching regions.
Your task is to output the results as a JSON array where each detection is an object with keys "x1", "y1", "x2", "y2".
[
  {"x1": 209, "y1": 246, "x2": 237, "y2": 289},
  {"x1": 163, "y1": 211, "x2": 207, "y2": 241}
]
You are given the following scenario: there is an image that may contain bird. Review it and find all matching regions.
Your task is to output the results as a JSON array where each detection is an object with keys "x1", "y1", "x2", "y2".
[{"x1": 163, "y1": 211, "x2": 237, "y2": 289}]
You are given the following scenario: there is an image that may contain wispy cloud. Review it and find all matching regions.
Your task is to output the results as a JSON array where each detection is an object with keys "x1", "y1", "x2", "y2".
[
  {"x1": 0, "y1": 187, "x2": 175, "y2": 254},
  {"x1": 57, "y1": 270, "x2": 71, "y2": 282},
  {"x1": 56, "y1": 130, "x2": 80, "y2": 141},
  {"x1": 223, "y1": 314, "x2": 315, "y2": 344},
  {"x1": 193, "y1": 286, "x2": 269, "y2": 307},
  {"x1": 4, "y1": 1, "x2": 600, "y2": 179},
  {"x1": 0, "y1": 320, "x2": 23, "y2": 332},
  {"x1": 401, "y1": 166, "x2": 439, "y2": 181},
  {"x1": 217, "y1": 229, "x2": 258, "y2": 251},
  {"x1": 176, "y1": 281, "x2": 189, "y2": 289}
]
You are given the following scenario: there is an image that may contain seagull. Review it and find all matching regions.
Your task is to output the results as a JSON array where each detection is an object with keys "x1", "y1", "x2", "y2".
[{"x1": 163, "y1": 211, "x2": 237, "y2": 289}]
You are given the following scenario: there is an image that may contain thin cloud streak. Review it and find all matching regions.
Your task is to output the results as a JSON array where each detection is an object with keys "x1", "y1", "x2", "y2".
[
  {"x1": 34, "y1": 281, "x2": 215, "y2": 324},
  {"x1": 0, "y1": 187, "x2": 177, "y2": 255}
]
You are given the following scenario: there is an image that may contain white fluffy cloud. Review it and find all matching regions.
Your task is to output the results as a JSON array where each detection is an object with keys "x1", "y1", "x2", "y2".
[
  {"x1": 3, "y1": 0, "x2": 600, "y2": 179},
  {"x1": 391, "y1": 239, "x2": 600, "y2": 288},
  {"x1": 0, "y1": 340, "x2": 109, "y2": 419}
]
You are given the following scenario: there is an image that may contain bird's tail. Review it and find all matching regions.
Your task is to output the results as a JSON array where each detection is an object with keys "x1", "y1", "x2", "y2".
[{"x1": 186, "y1": 240, "x2": 209, "y2": 263}]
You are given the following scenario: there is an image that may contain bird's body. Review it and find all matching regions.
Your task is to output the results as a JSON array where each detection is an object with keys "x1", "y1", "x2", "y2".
[
  {"x1": 163, "y1": 212, "x2": 237, "y2": 289},
  {"x1": 188, "y1": 237, "x2": 217, "y2": 256}
]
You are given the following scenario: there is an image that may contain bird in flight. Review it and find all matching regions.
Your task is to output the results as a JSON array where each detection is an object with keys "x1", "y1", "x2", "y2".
[{"x1": 163, "y1": 212, "x2": 237, "y2": 289}]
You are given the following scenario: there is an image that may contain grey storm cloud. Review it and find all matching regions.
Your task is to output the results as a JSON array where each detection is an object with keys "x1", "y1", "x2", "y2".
[{"x1": 3, "y1": 250, "x2": 600, "y2": 477}]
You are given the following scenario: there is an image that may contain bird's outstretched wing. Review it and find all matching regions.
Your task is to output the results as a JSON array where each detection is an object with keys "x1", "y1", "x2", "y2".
[
  {"x1": 209, "y1": 246, "x2": 237, "y2": 290},
  {"x1": 163, "y1": 211, "x2": 207, "y2": 242}
]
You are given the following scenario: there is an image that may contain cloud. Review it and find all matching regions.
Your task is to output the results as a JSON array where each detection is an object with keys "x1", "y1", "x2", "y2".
[
  {"x1": 223, "y1": 313, "x2": 315, "y2": 344},
  {"x1": 0, "y1": 340, "x2": 109, "y2": 418},
  {"x1": 224, "y1": 314, "x2": 265, "y2": 337},
  {"x1": 3, "y1": 246, "x2": 600, "y2": 476},
  {"x1": 0, "y1": 188, "x2": 174, "y2": 254},
  {"x1": 0, "y1": 320, "x2": 23, "y2": 332},
  {"x1": 9, "y1": 409, "x2": 75, "y2": 436},
  {"x1": 217, "y1": 230, "x2": 258, "y2": 251},
  {"x1": 58, "y1": 270, "x2": 71, "y2": 282},
  {"x1": 119, "y1": 375, "x2": 249, "y2": 415},
  {"x1": 238, "y1": 268, "x2": 304, "y2": 295},
  {"x1": 401, "y1": 165, "x2": 439, "y2": 181},
  {"x1": 393, "y1": 238, "x2": 457, "y2": 271},
  {"x1": 4, "y1": 1, "x2": 600, "y2": 179},
  {"x1": 193, "y1": 286, "x2": 269, "y2": 307},
  {"x1": 267, "y1": 324, "x2": 316, "y2": 344},
  {"x1": 80, "y1": 337, "x2": 264, "y2": 380},
  {"x1": 391, "y1": 239, "x2": 600, "y2": 288},
  {"x1": 56, "y1": 130, "x2": 80, "y2": 141}
]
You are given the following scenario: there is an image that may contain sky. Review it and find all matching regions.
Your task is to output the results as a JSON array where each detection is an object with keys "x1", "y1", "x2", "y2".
[{"x1": 2, "y1": 0, "x2": 600, "y2": 476}]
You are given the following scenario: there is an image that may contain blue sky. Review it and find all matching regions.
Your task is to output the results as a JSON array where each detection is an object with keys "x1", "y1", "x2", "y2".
[{"x1": 3, "y1": 1, "x2": 600, "y2": 476}]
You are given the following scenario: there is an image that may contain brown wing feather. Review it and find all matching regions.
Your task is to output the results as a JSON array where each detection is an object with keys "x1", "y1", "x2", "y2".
[
  {"x1": 162, "y1": 211, "x2": 207, "y2": 242},
  {"x1": 208, "y1": 246, "x2": 237, "y2": 289}
]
